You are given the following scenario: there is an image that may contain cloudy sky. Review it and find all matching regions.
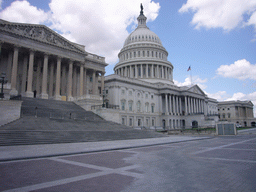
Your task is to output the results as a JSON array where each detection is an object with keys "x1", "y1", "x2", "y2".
[{"x1": 1, "y1": 0, "x2": 256, "y2": 115}]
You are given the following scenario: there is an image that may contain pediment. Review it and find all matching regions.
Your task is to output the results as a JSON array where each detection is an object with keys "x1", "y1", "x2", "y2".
[
  {"x1": 0, "y1": 20, "x2": 85, "y2": 54},
  {"x1": 187, "y1": 85, "x2": 205, "y2": 96}
]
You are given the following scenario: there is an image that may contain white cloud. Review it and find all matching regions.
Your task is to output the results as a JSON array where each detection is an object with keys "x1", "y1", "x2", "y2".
[
  {"x1": 216, "y1": 59, "x2": 256, "y2": 80},
  {"x1": 48, "y1": 0, "x2": 160, "y2": 64},
  {"x1": 0, "y1": 0, "x2": 48, "y2": 24},
  {"x1": 179, "y1": 0, "x2": 256, "y2": 31},
  {"x1": 206, "y1": 91, "x2": 230, "y2": 101},
  {"x1": 174, "y1": 76, "x2": 208, "y2": 89},
  {"x1": 0, "y1": 0, "x2": 160, "y2": 64}
]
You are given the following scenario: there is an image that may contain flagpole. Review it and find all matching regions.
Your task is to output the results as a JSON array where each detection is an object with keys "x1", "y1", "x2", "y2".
[{"x1": 190, "y1": 65, "x2": 192, "y2": 86}]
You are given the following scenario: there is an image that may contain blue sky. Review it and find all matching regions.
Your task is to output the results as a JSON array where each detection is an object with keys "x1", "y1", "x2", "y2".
[{"x1": 1, "y1": 0, "x2": 256, "y2": 115}]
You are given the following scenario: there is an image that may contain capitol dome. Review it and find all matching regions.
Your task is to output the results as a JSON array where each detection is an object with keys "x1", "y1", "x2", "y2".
[{"x1": 114, "y1": 6, "x2": 174, "y2": 84}]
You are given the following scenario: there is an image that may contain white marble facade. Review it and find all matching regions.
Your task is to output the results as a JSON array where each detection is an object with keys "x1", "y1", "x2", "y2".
[
  {"x1": 104, "y1": 8, "x2": 218, "y2": 128},
  {"x1": 0, "y1": 19, "x2": 107, "y2": 108}
]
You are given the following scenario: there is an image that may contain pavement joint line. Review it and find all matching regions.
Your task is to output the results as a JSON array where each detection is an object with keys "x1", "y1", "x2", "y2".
[
  {"x1": 0, "y1": 136, "x2": 213, "y2": 162},
  {"x1": 2, "y1": 160, "x2": 143, "y2": 192},
  {"x1": 192, "y1": 137, "x2": 256, "y2": 155},
  {"x1": 196, "y1": 157, "x2": 256, "y2": 164}
]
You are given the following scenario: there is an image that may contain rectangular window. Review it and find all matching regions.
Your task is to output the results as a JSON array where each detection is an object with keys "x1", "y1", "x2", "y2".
[
  {"x1": 121, "y1": 102, "x2": 125, "y2": 110},
  {"x1": 122, "y1": 118, "x2": 125, "y2": 125},
  {"x1": 129, "y1": 103, "x2": 132, "y2": 111},
  {"x1": 129, "y1": 118, "x2": 133, "y2": 126},
  {"x1": 152, "y1": 119, "x2": 155, "y2": 126},
  {"x1": 151, "y1": 105, "x2": 154, "y2": 113}
]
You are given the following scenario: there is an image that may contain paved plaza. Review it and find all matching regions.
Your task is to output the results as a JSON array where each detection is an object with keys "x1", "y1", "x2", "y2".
[{"x1": 0, "y1": 133, "x2": 256, "y2": 192}]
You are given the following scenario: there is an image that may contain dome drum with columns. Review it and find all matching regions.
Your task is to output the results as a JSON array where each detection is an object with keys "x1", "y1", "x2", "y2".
[{"x1": 114, "y1": 6, "x2": 174, "y2": 84}]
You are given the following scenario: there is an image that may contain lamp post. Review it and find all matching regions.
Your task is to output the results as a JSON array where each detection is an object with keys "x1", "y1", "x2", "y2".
[{"x1": 0, "y1": 72, "x2": 8, "y2": 99}]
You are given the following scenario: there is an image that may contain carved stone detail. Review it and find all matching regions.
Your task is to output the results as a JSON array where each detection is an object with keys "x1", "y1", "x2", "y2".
[{"x1": 0, "y1": 23, "x2": 82, "y2": 53}]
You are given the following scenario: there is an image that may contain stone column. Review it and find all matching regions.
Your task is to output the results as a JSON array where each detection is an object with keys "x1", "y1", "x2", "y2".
[
  {"x1": 140, "y1": 64, "x2": 143, "y2": 78},
  {"x1": 159, "y1": 94, "x2": 162, "y2": 113},
  {"x1": 146, "y1": 64, "x2": 148, "y2": 78},
  {"x1": 179, "y1": 97, "x2": 182, "y2": 115},
  {"x1": 36, "y1": 59, "x2": 42, "y2": 96},
  {"x1": 40, "y1": 53, "x2": 49, "y2": 99},
  {"x1": 161, "y1": 66, "x2": 164, "y2": 79},
  {"x1": 61, "y1": 66, "x2": 66, "y2": 96},
  {"x1": 54, "y1": 56, "x2": 62, "y2": 100},
  {"x1": 83, "y1": 68, "x2": 87, "y2": 95},
  {"x1": 92, "y1": 70, "x2": 96, "y2": 95},
  {"x1": 193, "y1": 98, "x2": 196, "y2": 114},
  {"x1": 185, "y1": 96, "x2": 188, "y2": 115},
  {"x1": 157, "y1": 65, "x2": 159, "y2": 78},
  {"x1": 101, "y1": 72, "x2": 105, "y2": 96},
  {"x1": 21, "y1": 55, "x2": 28, "y2": 96},
  {"x1": 72, "y1": 67, "x2": 77, "y2": 97},
  {"x1": 173, "y1": 95, "x2": 176, "y2": 115},
  {"x1": 67, "y1": 60, "x2": 73, "y2": 101},
  {"x1": 176, "y1": 96, "x2": 179, "y2": 115},
  {"x1": 169, "y1": 95, "x2": 172, "y2": 115},
  {"x1": 49, "y1": 61, "x2": 54, "y2": 97},
  {"x1": 121, "y1": 67, "x2": 123, "y2": 76},
  {"x1": 10, "y1": 46, "x2": 19, "y2": 96},
  {"x1": 165, "y1": 94, "x2": 169, "y2": 115},
  {"x1": 151, "y1": 64, "x2": 154, "y2": 78},
  {"x1": 129, "y1": 66, "x2": 132, "y2": 78},
  {"x1": 135, "y1": 65, "x2": 138, "y2": 78},
  {"x1": 165, "y1": 67, "x2": 168, "y2": 79},
  {"x1": 25, "y1": 49, "x2": 35, "y2": 97},
  {"x1": 79, "y1": 65, "x2": 84, "y2": 97},
  {"x1": 7, "y1": 52, "x2": 13, "y2": 85},
  {"x1": 188, "y1": 96, "x2": 191, "y2": 114}
]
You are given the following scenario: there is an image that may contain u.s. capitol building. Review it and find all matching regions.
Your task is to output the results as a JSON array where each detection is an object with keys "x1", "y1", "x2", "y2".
[{"x1": 101, "y1": 7, "x2": 219, "y2": 129}]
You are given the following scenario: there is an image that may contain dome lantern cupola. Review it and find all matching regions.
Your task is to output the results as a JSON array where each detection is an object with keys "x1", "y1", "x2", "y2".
[{"x1": 137, "y1": 3, "x2": 148, "y2": 29}]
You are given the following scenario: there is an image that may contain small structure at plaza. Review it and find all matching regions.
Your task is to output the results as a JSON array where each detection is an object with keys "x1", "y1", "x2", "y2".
[{"x1": 0, "y1": 19, "x2": 107, "y2": 110}]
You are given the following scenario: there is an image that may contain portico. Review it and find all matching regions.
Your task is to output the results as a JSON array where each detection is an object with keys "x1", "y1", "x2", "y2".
[{"x1": 0, "y1": 19, "x2": 107, "y2": 106}]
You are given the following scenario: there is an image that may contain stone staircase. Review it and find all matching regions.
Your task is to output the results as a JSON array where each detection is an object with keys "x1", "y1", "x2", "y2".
[{"x1": 0, "y1": 98, "x2": 166, "y2": 146}]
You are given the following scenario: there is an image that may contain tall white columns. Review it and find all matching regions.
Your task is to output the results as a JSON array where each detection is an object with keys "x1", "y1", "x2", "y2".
[
  {"x1": 185, "y1": 96, "x2": 187, "y2": 115},
  {"x1": 101, "y1": 72, "x2": 105, "y2": 96},
  {"x1": 36, "y1": 59, "x2": 42, "y2": 95},
  {"x1": 21, "y1": 55, "x2": 28, "y2": 96},
  {"x1": 169, "y1": 95, "x2": 172, "y2": 115},
  {"x1": 92, "y1": 70, "x2": 96, "y2": 95},
  {"x1": 10, "y1": 46, "x2": 19, "y2": 96},
  {"x1": 79, "y1": 65, "x2": 84, "y2": 97},
  {"x1": 67, "y1": 60, "x2": 73, "y2": 101},
  {"x1": 173, "y1": 95, "x2": 176, "y2": 115},
  {"x1": 54, "y1": 56, "x2": 62, "y2": 100},
  {"x1": 151, "y1": 64, "x2": 154, "y2": 78},
  {"x1": 49, "y1": 61, "x2": 54, "y2": 97},
  {"x1": 165, "y1": 94, "x2": 169, "y2": 115},
  {"x1": 179, "y1": 97, "x2": 182, "y2": 115},
  {"x1": 40, "y1": 53, "x2": 49, "y2": 99},
  {"x1": 83, "y1": 68, "x2": 87, "y2": 95},
  {"x1": 135, "y1": 65, "x2": 138, "y2": 78},
  {"x1": 25, "y1": 49, "x2": 35, "y2": 97}
]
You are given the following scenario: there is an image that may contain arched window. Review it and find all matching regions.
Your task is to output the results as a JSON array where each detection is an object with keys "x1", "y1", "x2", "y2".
[{"x1": 145, "y1": 103, "x2": 149, "y2": 112}]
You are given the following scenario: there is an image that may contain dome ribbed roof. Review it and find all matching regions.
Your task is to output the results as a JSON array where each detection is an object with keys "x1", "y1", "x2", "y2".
[{"x1": 123, "y1": 27, "x2": 163, "y2": 47}]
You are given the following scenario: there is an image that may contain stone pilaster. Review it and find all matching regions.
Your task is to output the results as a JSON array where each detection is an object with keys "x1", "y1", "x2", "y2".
[
  {"x1": 49, "y1": 61, "x2": 54, "y2": 97},
  {"x1": 165, "y1": 94, "x2": 169, "y2": 115},
  {"x1": 92, "y1": 70, "x2": 96, "y2": 95},
  {"x1": 101, "y1": 72, "x2": 105, "y2": 96}
]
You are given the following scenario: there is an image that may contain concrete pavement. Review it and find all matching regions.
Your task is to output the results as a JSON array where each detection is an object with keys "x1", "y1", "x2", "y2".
[{"x1": 0, "y1": 135, "x2": 211, "y2": 161}]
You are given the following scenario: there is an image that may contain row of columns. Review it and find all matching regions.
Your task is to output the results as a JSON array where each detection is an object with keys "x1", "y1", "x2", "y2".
[
  {"x1": 120, "y1": 50, "x2": 166, "y2": 62},
  {"x1": 6, "y1": 45, "x2": 104, "y2": 100},
  {"x1": 116, "y1": 64, "x2": 173, "y2": 80},
  {"x1": 160, "y1": 94, "x2": 205, "y2": 116}
]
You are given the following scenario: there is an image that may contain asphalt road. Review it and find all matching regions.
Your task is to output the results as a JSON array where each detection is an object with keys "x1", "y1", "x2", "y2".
[{"x1": 1, "y1": 135, "x2": 256, "y2": 192}]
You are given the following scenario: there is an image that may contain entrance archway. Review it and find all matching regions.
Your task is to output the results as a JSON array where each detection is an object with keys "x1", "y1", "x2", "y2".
[
  {"x1": 251, "y1": 122, "x2": 256, "y2": 127},
  {"x1": 162, "y1": 119, "x2": 166, "y2": 130},
  {"x1": 192, "y1": 121, "x2": 198, "y2": 128}
]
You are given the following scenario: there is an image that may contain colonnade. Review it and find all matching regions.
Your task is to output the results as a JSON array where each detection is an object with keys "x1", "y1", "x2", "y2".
[
  {"x1": 160, "y1": 94, "x2": 205, "y2": 116},
  {"x1": 1, "y1": 44, "x2": 105, "y2": 101},
  {"x1": 115, "y1": 64, "x2": 173, "y2": 80}
]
